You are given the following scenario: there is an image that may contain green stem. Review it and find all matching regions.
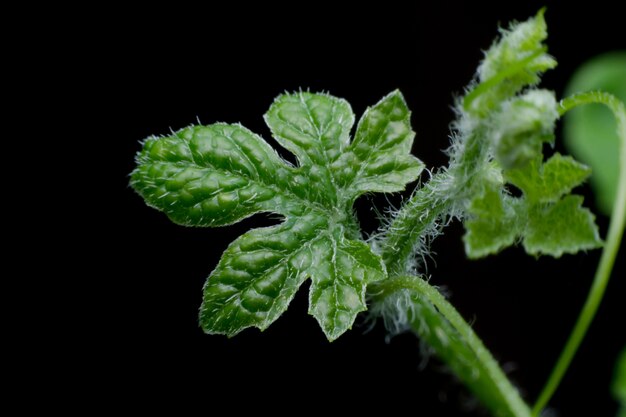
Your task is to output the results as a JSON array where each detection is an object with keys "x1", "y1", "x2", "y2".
[
  {"x1": 378, "y1": 172, "x2": 451, "y2": 276},
  {"x1": 372, "y1": 276, "x2": 531, "y2": 417},
  {"x1": 532, "y1": 91, "x2": 626, "y2": 416},
  {"x1": 380, "y1": 126, "x2": 490, "y2": 276}
]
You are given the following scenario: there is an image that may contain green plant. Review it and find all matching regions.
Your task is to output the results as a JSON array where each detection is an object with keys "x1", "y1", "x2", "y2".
[{"x1": 130, "y1": 10, "x2": 626, "y2": 417}]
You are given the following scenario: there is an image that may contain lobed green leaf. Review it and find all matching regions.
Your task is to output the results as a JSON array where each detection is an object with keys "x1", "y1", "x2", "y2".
[
  {"x1": 505, "y1": 153, "x2": 591, "y2": 204},
  {"x1": 133, "y1": 91, "x2": 421, "y2": 340},
  {"x1": 463, "y1": 142, "x2": 599, "y2": 258}
]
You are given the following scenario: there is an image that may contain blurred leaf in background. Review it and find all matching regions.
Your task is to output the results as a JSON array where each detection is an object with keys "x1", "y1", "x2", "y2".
[{"x1": 564, "y1": 52, "x2": 626, "y2": 215}]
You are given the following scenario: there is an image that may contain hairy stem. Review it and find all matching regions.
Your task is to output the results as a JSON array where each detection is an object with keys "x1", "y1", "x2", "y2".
[
  {"x1": 372, "y1": 276, "x2": 531, "y2": 417},
  {"x1": 532, "y1": 92, "x2": 626, "y2": 416},
  {"x1": 380, "y1": 126, "x2": 490, "y2": 276},
  {"x1": 378, "y1": 172, "x2": 451, "y2": 276},
  {"x1": 375, "y1": 123, "x2": 528, "y2": 415}
]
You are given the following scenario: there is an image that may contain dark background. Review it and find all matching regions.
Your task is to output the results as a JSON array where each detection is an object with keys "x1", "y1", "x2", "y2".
[{"x1": 102, "y1": 1, "x2": 625, "y2": 415}]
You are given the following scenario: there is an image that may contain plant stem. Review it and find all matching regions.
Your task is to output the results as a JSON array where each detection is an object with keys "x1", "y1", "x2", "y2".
[
  {"x1": 532, "y1": 92, "x2": 626, "y2": 416},
  {"x1": 378, "y1": 172, "x2": 451, "y2": 276},
  {"x1": 379, "y1": 126, "x2": 490, "y2": 276},
  {"x1": 373, "y1": 276, "x2": 532, "y2": 417}
]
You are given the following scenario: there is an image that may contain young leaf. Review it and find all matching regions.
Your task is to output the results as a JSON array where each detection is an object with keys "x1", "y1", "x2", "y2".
[
  {"x1": 462, "y1": 110, "x2": 600, "y2": 258},
  {"x1": 505, "y1": 153, "x2": 591, "y2": 204},
  {"x1": 523, "y1": 196, "x2": 602, "y2": 257},
  {"x1": 490, "y1": 90, "x2": 558, "y2": 169},
  {"x1": 465, "y1": 9, "x2": 557, "y2": 115},
  {"x1": 456, "y1": 23, "x2": 601, "y2": 260},
  {"x1": 463, "y1": 185, "x2": 521, "y2": 259},
  {"x1": 131, "y1": 90, "x2": 423, "y2": 340},
  {"x1": 464, "y1": 172, "x2": 601, "y2": 258}
]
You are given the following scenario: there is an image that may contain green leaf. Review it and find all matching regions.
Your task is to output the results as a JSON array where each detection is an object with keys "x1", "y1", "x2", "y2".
[
  {"x1": 338, "y1": 90, "x2": 424, "y2": 194},
  {"x1": 263, "y1": 92, "x2": 353, "y2": 207},
  {"x1": 465, "y1": 9, "x2": 557, "y2": 115},
  {"x1": 523, "y1": 195, "x2": 602, "y2": 257},
  {"x1": 564, "y1": 52, "x2": 626, "y2": 215},
  {"x1": 200, "y1": 216, "x2": 322, "y2": 336},
  {"x1": 463, "y1": 186, "x2": 521, "y2": 259},
  {"x1": 200, "y1": 218, "x2": 384, "y2": 340},
  {"x1": 132, "y1": 91, "x2": 421, "y2": 340},
  {"x1": 264, "y1": 92, "x2": 354, "y2": 167},
  {"x1": 463, "y1": 153, "x2": 599, "y2": 258},
  {"x1": 505, "y1": 153, "x2": 591, "y2": 203},
  {"x1": 457, "y1": 11, "x2": 601, "y2": 260},
  {"x1": 478, "y1": 8, "x2": 555, "y2": 81},
  {"x1": 464, "y1": 190, "x2": 601, "y2": 259},
  {"x1": 308, "y1": 228, "x2": 386, "y2": 340},
  {"x1": 490, "y1": 90, "x2": 558, "y2": 169},
  {"x1": 131, "y1": 124, "x2": 296, "y2": 226}
]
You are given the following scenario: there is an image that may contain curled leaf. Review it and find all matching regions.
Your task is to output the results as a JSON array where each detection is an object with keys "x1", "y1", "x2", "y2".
[
  {"x1": 465, "y1": 9, "x2": 557, "y2": 115},
  {"x1": 491, "y1": 90, "x2": 558, "y2": 169}
]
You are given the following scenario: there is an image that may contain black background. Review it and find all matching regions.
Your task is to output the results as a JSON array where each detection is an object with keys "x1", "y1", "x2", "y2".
[{"x1": 102, "y1": 1, "x2": 625, "y2": 415}]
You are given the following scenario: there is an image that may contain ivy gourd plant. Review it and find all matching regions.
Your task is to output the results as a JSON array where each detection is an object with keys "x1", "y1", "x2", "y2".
[{"x1": 131, "y1": 9, "x2": 626, "y2": 417}]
